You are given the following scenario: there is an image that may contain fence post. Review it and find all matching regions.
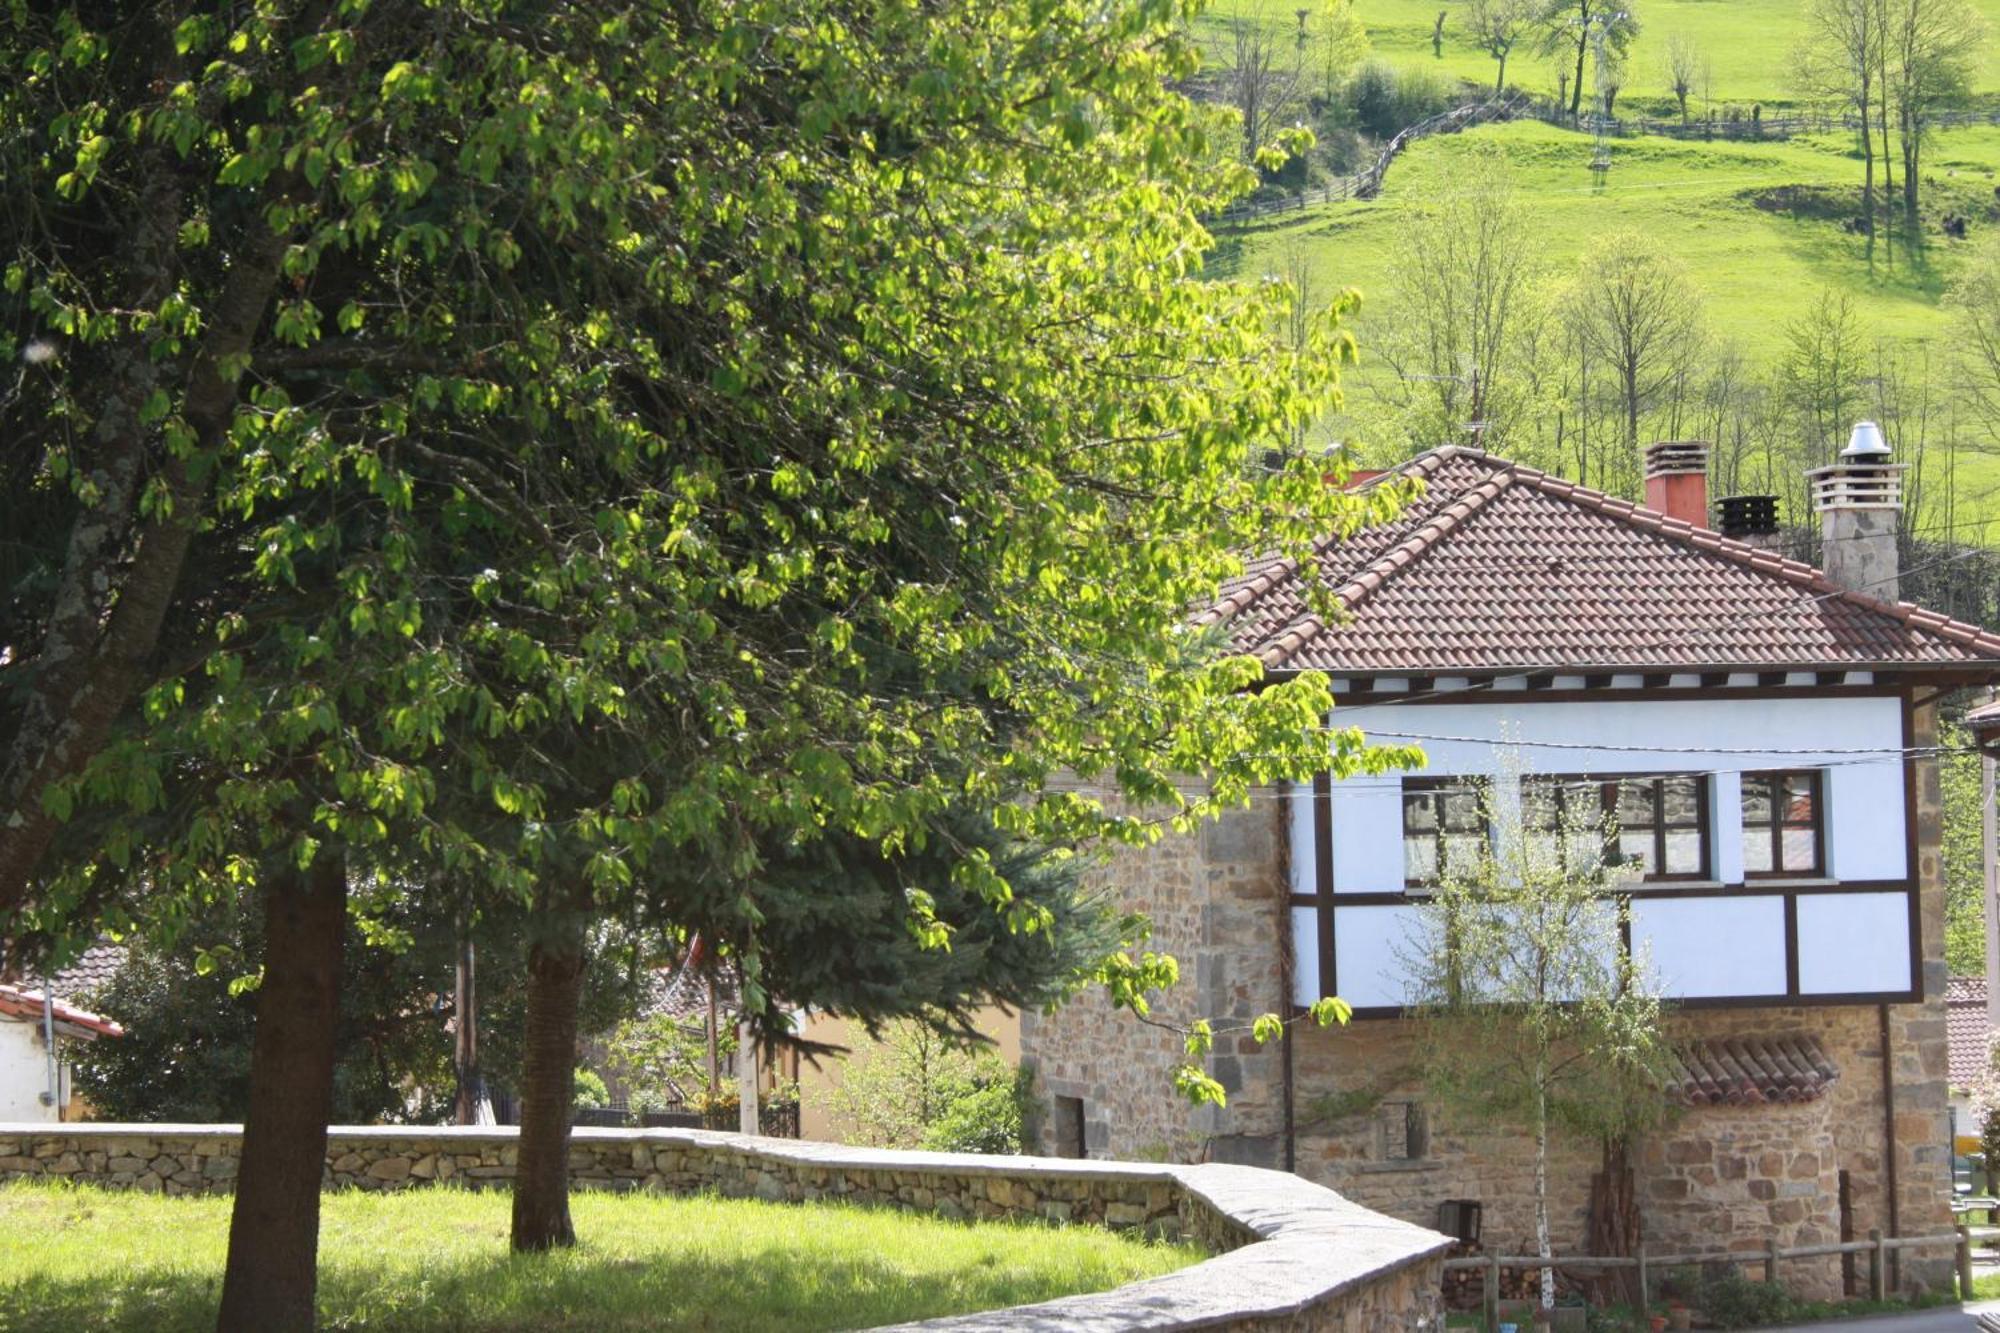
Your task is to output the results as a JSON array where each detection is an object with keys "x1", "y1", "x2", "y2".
[
  {"x1": 1484, "y1": 1253, "x2": 1500, "y2": 1332},
  {"x1": 1636, "y1": 1243, "x2": 1650, "y2": 1308},
  {"x1": 1959, "y1": 1224, "x2": 1976, "y2": 1300},
  {"x1": 1868, "y1": 1228, "x2": 1885, "y2": 1301},
  {"x1": 1765, "y1": 1237, "x2": 1781, "y2": 1286}
]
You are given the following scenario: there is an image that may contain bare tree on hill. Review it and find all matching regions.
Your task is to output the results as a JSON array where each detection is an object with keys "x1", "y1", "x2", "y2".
[
  {"x1": 1465, "y1": 0, "x2": 1541, "y2": 94},
  {"x1": 1664, "y1": 33, "x2": 1699, "y2": 123},
  {"x1": 1797, "y1": 0, "x2": 1889, "y2": 231}
]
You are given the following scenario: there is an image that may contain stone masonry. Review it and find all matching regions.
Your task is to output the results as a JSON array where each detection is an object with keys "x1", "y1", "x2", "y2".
[
  {"x1": 0, "y1": 1123, "x2": 1451, "y2": 1331},
  {"x1": 1022, "y1": 706, "x2": 1958, "y2": 1303}
]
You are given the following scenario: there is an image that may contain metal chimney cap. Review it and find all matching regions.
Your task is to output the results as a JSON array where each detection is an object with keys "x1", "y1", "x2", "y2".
[{"x1": 1841, "y1": 420, "x2": 1891, "y2": 460}]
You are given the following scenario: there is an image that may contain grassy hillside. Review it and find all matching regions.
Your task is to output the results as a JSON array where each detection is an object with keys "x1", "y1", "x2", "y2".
[
  {"x1": 1208, "y1": 117, "x2": 2000, "y2": 503},
  {"x1": 1197, "y1": 0, "x2": 2000, "y2": 113},
  {"x1": 1214, "y1": 119, "x2": 2000, "y2": 359}
]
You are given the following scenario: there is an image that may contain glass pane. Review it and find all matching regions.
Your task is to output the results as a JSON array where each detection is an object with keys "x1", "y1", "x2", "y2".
[
  {"x1": 1741, "y1": 777, "x2": 1774, "y2": 828},
  {"x1": 1441, "y1": 790, "x2": 1484, "y2": 833},
  {"x1": 1616, "y1": 830, "x2": 1656, "y2": 875},
  {"x1": 1743, "y1": 829, "x2": 1774, "y2": 873},
  {"x1": 1520, "y1": 783, "x2": 1558, "y2": 830},
  {"x1": 1781, "y1": 827, "x2": 1818, "y2": 873},
  {"x1": 1404, "y1": 837, "x2": 1437, "y2": 884},
  {"x1": 1662, "y1": 777, "x2": 1702, "y2": 828},
  {"x1": 1403, "y1": 791, "x2": 1437, "y2": 833},
  {"x1": 1616, "y1": 780, "x2": 1657, "y2": 829},
  {"x1": 1523, "y1": 830, "x2": 1560, "y2": 870},
  {"x1": 1780, "y1": 774, "x2": 1816, "y2": 828},
  {"x1": 1443, "y1": 833, "x2": 1486, "y2": 879},
  {"x1": 1664, "y1": 829, "x2": 1702, "y2": 875},
  {"x1": 1566, "y1": 835, "x2": 1603, "y2": 876}
]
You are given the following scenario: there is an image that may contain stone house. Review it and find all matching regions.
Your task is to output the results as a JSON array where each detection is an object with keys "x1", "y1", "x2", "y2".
[{"x1": 1022, "y1": 434, "x2": 2000, "y2": 1300}]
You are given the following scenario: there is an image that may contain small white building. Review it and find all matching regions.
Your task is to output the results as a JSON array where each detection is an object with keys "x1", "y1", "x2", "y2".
[{"x1": 0, "y1": 983, "x2": 122, "y2": 1122}]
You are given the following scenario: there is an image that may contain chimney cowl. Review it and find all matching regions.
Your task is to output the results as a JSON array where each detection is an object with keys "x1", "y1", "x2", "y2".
[
  {"x1": 1717, "y1": 494, "x2": 1780, "y2": 545},
  {"x1": 1841, "y1": 419, "x2": 1891, "y2": 461},
  {"x1": 1644, "y1": 440, "x2": 1709, "y2": 478},
  {"x1": 1643, "y1": 440, "x2": 1710, "y2": 528}
]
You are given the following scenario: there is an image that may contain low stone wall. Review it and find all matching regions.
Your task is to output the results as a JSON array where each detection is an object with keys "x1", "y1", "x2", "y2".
[{"x1": 0, "y1": 1123, "x2": 1450, "y2": 1330}]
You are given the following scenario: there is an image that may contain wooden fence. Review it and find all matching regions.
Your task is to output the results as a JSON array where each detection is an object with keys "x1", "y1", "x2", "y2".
[
  {"x1": 1210, "y1": 95, "x2": 1528, "y2": 226},
  {"x1": 1210, "y1": 95, "x2": 2000, "y2": 230},
  {"x1": 1518, "y1": 100, "x2": 2000, "y2": 143},
  {"x1": 1442, "y1": 1224, "x2": 1996, "y2": 1328}
]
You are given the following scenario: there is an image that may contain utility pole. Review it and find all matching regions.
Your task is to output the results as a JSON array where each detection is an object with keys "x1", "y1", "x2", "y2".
[
  {"x1": 737, "y1": 1016, "x2": 759, "y2": 1136},
  {"x1": 1984, "y1": 740, "x2": 1998, "y2": 1032}
]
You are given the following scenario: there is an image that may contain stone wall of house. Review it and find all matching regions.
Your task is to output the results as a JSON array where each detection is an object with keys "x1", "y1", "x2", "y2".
[
  {"x1": 0, "y1": 1123, "x2": 1450, "y2": 1332},
  {"x1": 1023, "y1": 794, "x2": 1292, "y2": 1168},
  {"x1": 1021, "y1": 756, "x2": 1959, "y2": 1302}
]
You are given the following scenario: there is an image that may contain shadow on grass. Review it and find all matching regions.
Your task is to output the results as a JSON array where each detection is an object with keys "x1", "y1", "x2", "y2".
[{"x1": 1, "y1": 1240, "x2": 1103, "y2": 1333}]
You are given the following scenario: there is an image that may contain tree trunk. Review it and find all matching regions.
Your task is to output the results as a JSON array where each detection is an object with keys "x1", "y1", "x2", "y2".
[
  {"x1": 1570, "y1": 23, "x2": 1588, "y2": 117},
  {"x1": 216, "y1": 855, "x2": 347, "y2": 1333},
  {"x1": 454, "y1": 929, "x2": 479, "y2": 1126},
  {"x1": 1535, "y1": 1077, "x2": 1555, "y2": 1310},
  {"x1": 510, "y1": 922, "x2": 587, "y2": 1252},
  {"x1": 1903, "y1": 109, "x2": 1921, "y2": 214},
  {"x1": 1587, "y1": 1137, "x2": 1643, "y2": 1305},
  {"x1": 1860, "y1": 81, "x2": 1876, "y2": 231},
  {"x1": 0, "y1": 224, "x2": 284, "y2": 923}
]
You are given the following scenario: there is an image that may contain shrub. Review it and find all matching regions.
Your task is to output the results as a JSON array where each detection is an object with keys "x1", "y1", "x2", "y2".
[
  {"x1": 1699, "y1": 1271, "x2": 1796, "y2": 1329},
  {"x1": 1348, "y1": 59, "x2": 1402, "y2": 137},
  {"x1": 1344, "y1": 60, "x2": 1456, "y2": 140},
  {"x1": 1393, "y1": 64, "x2": 1453, "y2": 129},
  {"x1": 922, "y1": 1066, "x2": 1032, "y2": 1154},
  {"x1": 574, "y1": 1067, "x2": 610, "y2": 1109}
]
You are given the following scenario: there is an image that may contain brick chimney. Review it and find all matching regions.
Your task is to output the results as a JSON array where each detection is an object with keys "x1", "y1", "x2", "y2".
[
  {"x1": 1717, "y1": 494, "x2": 1783, "y2": 553},
  {"x1": 1807, "y1": 421, "x2": 1903, "y2": 601},
  {"x1": 1644, "y1": 440, "x2": 1709, "y2": 528}
]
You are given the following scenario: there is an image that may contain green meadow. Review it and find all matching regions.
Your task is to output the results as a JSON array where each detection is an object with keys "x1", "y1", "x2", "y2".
[{"x1": 1195, "y1": 0, "x2": 2000, "y2": 113}]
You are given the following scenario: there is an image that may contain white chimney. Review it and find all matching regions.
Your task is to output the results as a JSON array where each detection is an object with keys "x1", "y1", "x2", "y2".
[{"x1": 1807, "y1": 421, "x2": 1904, "y2": 601}]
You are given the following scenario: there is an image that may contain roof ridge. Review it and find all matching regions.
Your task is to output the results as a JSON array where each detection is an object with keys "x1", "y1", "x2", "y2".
[
  {"x1": 1496, "y1": 456, "x2": 2000, "y2": 661},
  {"x1": 1258, "y1": 466, "x2": 1516, "y2": 670},
  {"x1": 1195, "y1": 450, "x2": 1463, "y2": 635}
]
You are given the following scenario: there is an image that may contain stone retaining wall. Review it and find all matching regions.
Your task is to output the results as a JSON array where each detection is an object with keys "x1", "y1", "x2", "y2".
[{"x1": 0, "y1": 1123, "x2": 1451, "y2": 1330}]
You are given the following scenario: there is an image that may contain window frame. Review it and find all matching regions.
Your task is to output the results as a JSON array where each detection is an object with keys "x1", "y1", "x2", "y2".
[
  {"x1": 1740, "y1": 769, "x2": 1826, "y2": 880},
  {"x1": 1519, "y1": 772, "x2": 1712, "y2": 884},
  {"x1": 1401, "y1": 778, "x2": 1489, "y2": 890}
]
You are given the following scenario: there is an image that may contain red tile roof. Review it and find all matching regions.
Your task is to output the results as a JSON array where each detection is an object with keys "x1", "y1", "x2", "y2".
[
  {"x1": 50, "y1": 940, "x2": 125, "y2": 998},
  {"x1": 1950, "y1": 975, "x2": 1992, "y2": 1091},
  {"x1": 1204, "y1": 449, "x2": 2000, "y2": 674},
  {"x1": 1662, "y1": 1035, "x2": 1839, "y2": 1106},
  {"x1": 0, "y1": 984, "x2": 123, "y2": 1039}
]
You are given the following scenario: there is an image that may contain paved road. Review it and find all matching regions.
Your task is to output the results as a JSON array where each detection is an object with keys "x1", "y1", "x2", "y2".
[{"x1": 1761, "y1": 1300, "x2": 2000, "y2": 1331}]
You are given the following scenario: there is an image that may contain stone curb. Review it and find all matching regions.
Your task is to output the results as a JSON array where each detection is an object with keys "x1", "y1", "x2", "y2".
[{"x1": 0, "y1": 1123, "x2": 1452, "y2": 1330}]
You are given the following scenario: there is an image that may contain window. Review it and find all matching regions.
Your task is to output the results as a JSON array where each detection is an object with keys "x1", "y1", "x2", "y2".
[
  {"x1": 1616, "y1": 774, "x2": 1709, "y2": 880},
  {"x1": 1741, "y1": 771, "x2": 1824, "y2": 877},
  {"x1": 1378, "y1": 1100, "x2": 1428, "y2": 1161},
  {"x1": 1403, "y1": 780, "x2": 1486, "y2": 887},
  {"x1": 1520, "y1": 774, "x2": 1710, "y2": 882}
]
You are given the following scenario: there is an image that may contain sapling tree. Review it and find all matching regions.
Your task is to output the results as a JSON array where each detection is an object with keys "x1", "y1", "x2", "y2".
[{"x1": 1403, "y1": 758, "x2": 1672, "y2": 1312}]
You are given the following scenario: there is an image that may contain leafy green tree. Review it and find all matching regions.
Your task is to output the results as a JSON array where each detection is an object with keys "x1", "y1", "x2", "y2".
[
  {"x1": 1941, "y1": 718, "x2": 1988, "y2": 977},
  {"x1": 813, "y1": 1017, "x2": 1030, "y2": 1153},
  {"x1": 7, "y1": 1, "x2": 1411, "y2": 1326},
  {"x1": 1403, "y1": 763, "x2": 1673, "y2": 1313}
]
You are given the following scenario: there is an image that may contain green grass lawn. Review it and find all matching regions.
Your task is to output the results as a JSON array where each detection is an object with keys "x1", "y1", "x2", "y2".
[
  {"x1": 1195, "y1": 0, "x2": 2000, "y2": 113},
  {"x1": 0, "y1": 1181, "x2": 1200, "y2": 1333}
]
